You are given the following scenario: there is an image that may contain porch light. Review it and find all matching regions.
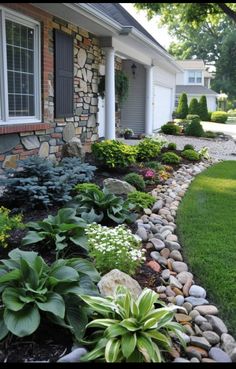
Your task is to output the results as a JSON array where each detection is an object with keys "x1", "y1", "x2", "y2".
[{"x1": 131, "y1": 63, "x2": 137, "y2": 78}]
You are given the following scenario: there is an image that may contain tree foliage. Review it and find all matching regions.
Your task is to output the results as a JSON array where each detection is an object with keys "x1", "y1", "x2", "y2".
[
  {"x1": 198, "y1": 96, "x2": 209, "y2": 121},
  {"x1": 188, "y1": 98, "x2": 200, "y2": 116},
  {"x1": 176, "y1": 93, "x2": 188, "y2": 119}
]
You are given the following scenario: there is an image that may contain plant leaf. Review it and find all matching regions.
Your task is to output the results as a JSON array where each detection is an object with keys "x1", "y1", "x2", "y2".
[
  {"x1": 105, "y1": 338, "x2": 121, "y2": 362},
  {"x1": 0, "y1": 269, "x2": 21, "y2": 284},
  {"x1": 4, "y1": 304, "x2": 40, "y2": 337},
  {"x1": 137, "y1": 288, "x2": 158, "y2": 317},
  {"x1": 36, "y1": 292, "x2": 65, "y2": 319},
  {"x1": 137, "y1": 334, "x2": 155, "y2": 362},
  {"x1": 65, "y1": 296, "x2": 88, "y2": 340},
  {"x1": 121, "y1": 332, "x2": 137, "y2": 359},
  {"x1": 120, "y1": 318, "x2": 139, "y2": 331},
  {"x1": 2, "y1": 287, "x2": 26, "y2": 311},
  {"x1": 66, "y1": 258, "x2": 100, "y2": 282},
  {"x1": 0, "y1": 310, "x2": 9, "y2": 340},
  {"x1": 22, "y1": 231, "x2": 45, "y2": 245}
]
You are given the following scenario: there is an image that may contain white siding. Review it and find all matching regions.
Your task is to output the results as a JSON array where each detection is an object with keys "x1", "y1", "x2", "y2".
[
  {"x1": 176, "y1": 71, "x2": 184, "y2": 85},
  {"x1": 186, "y1": 95, "x2": 217, "y2": 113}
]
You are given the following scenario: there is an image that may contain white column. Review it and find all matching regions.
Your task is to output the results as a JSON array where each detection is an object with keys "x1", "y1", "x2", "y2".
[
  {"x1": 145, "y1": 65, "x2": 153, "y2": 136},
  {"x1": 104, "y1": 47, "x2": 116, "y2": 140}
]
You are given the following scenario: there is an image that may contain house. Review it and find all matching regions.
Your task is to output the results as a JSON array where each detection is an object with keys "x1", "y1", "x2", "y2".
[
  {"x1": 175, "y1": 59, "x2": 218, "y2": 112},
  {"x1": 0, "y1": 3, "x2": 181, "y2": 171}
]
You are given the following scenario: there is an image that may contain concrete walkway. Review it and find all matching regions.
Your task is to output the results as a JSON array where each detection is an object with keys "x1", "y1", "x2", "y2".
[{"x1": 201, "y1": 121, "x2": 236, "y2": 140}]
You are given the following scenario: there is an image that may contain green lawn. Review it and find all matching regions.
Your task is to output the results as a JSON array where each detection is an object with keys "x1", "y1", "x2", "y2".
[{"x1": 176, "y1": 161, "x2": 236, "y2": 337}]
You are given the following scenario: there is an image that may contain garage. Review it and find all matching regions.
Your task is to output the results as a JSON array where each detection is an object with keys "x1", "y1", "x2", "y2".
[{"x1": 153, "y1": 85, "x2": 173, "y2": 131}]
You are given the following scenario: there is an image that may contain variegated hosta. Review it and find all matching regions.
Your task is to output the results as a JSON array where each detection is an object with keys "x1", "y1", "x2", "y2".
[{"x1": 79, "y1": 286, "x2": 186, "y2": 363}]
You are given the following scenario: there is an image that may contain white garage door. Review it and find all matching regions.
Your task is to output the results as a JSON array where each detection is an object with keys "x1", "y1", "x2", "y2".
[{"x1": 153, "y1": 85, "x2": 172, "y2": 130}]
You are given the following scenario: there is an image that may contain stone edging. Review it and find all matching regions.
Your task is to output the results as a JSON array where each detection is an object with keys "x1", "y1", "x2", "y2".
[{"x1": 135, "y1": 159, "x2": 236, "y2": 363}]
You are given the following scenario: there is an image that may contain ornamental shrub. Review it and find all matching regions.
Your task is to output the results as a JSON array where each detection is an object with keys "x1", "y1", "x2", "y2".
[
  {"x1": 80, "y1": 286, "x2": 186, "y2": 363},
  {"x1": 74, "y1": 183, "x2": 101, "y2": 196},
  {"x1": 142, "y1": 161, "x2": 164, "y2": 171},
  {"x1": 161, "y1": 123, "x2": 181, "y2": 135},
  {"x1": 183, "y1": 144, "x2": 194, "y2": 151},
  {"x1": 124, "y1": 173, "x2": 145, "y2": 191},
  {"x1": 127, "y1": 191, "x2": 155, "y2": 211},
  {"x1": 199, "y1": 95, "x2": 209, "y2": 121},
  {"x1": 204, "y1": 130, "x2": 217, "y2": 138},
  {"x1": 161, "y1": 152, "x2": 181, "y2": 164},
  {"x1": 0, "y1": 207, "x2": 24, "y2": 248},
  {"x1": 188, "y1": 98, "x2": 200, "y2": 116},
  {"x1": 181, "y1": 149, "x2": 200, "y2": 161},
  {"x1": 167, "y1": 142, "x2": 177, "y2": 150},
  {"x1": 185, "y1": 115, "x2": 204, "y2": 137},
  {"x1": 0, "y1": 156, "x2": 96, "y2": 209},
  {"x1": 211, "y1": 111, "x2": 228, "y2": 123},
  {"x1": 85, "y1": 224, "x2": 145, "y2": 275},
  {"x1": 176, "y1": 92, "x2": 188, "y2": 119},
  {"x1": 91, "y1": 140, "x2": 137, "y2": 169},
  {"x1": 136, "y1": 138, "x2": 163, "y2": 162}
]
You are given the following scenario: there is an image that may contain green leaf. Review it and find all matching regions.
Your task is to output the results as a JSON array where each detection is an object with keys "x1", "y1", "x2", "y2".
[
  {"x1": 20, "y1": 258, "x2": 39, "y2": 290},
  {"x1": 105, "y1": 323, "x2": 128, "y2": 338},
  {"x1": 69, "y1": 235, "x2": 88, "y2": 250},
  {"x1": 67, "y1": 258, "x2": 100, "y2": 282},
  {"x1": 137, "y1": 288, "x2": 158, "y2": 317},
  {"x1": 65, "y1": 296, "x2": 88, "y2": 340},
  {"x1": 87, "y1": 319, "x2": 120, "y2": 330},
  {"x1": 80, "y1": 295, "x2": 117, "y2": 315},
  {"x1": 22, "y1": 231, "x2": 45, "y2": 245},
  {"x1": 4, "y1": 304, "x2": 40, "y2": 337},
  {"x1": 8, "y1": 248, "x2": 38, "y2": 264},
  {"x1": 56, "y1": 208, "x2": 77, "y2": 224},
  {"x1": 144, "y1": 330, "x2": 171, "y2": 349},
  {"x1": 105, "y1": 338, "x2": 121, "y2": 362},
  {"x1": 1, "y1": 259, "x2": 19, "y2": 270},
  {"x1": 0, "y1": 269, "x2": 21, "y2": 284},
  {"x1": 137, "y1": 334, "x2": 155, "y2": 362},
  {"x1": 156, "y1": 312, "x2": 174, "y2": 329},
  {"x1": 49, "y1": 266, "x2": 79, "y2": 285},
  {"x1": 121, "y1": 332, "x2": 137, "y2": 359},
  {"x1": 80, "y1": 338, "x2": 107, "y2": 362},
  {"x1": 0, "y1": 310, "x2": 9, "y2": 340},
  {"x1": 2, "y1": 288, "x2": 26, "y2": 311},
  {"x1": 36, "y1": 292, "x2": 65, "y2": 319},
  {"x1": 120, "y1": 318, "x2": 139, "y2": 331}
]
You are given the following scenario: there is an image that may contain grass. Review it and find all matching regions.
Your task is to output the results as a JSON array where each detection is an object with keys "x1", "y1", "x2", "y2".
[{"x1": 176, "y1": 161, "x2": 236, "y2": 337}]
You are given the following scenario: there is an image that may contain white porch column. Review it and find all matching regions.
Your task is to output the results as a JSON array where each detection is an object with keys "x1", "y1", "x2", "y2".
[
  {"x1": 104, "y1": 47, "x2": 116, "y2": 140},
  {"x1": 145, "y1": 65, "x2": 153, "y2": 135}
]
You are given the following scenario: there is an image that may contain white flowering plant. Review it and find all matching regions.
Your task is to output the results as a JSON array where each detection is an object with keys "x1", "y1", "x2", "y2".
[{"x1": 85, "y1": 224, "x2": 146, "y2": 275}]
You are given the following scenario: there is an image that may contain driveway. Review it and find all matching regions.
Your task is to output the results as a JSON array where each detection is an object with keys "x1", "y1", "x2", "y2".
[{"x1": 201, "y1": 121, "x2": 236, "y2": 140}]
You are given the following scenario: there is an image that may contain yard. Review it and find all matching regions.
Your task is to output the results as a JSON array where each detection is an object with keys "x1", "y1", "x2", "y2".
[{"x1": 176, "y1": 161, "x2": 236, "y2": 337}]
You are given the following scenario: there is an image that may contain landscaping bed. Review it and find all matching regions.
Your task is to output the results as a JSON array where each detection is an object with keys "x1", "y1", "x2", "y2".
[{"x1": 1, "y1": 138, "x2": 235, "y2": 363}]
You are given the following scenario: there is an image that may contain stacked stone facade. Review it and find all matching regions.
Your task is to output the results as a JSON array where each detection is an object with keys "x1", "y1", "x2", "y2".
[{"x1": 0, "y1": 3, "x2": 122, "y2": 171}]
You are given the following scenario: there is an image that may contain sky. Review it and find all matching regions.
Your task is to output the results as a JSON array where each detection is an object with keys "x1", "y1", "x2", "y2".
[{"x1": 120, "y1": 3, "x2": 175, "y2": 50}]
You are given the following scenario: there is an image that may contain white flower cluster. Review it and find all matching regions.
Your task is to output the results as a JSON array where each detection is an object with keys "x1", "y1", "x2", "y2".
[{"x1": 85, "y1": 223, "x2": 145, "y2": 274}]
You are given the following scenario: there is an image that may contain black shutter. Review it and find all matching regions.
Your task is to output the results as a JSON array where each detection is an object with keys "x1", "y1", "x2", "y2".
[{"x1": 54, "y1": 30, "x2": 74, "y2": 118}]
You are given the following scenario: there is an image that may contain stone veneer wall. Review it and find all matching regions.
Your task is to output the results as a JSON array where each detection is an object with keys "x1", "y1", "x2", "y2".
[{"x1": 0, "y1": 3, "x2": 122, "y2": 172}]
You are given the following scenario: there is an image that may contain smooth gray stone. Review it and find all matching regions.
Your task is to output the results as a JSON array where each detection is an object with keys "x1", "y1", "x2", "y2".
[
  {"x1": 57, "y1": 348, "x2": 87, "y2": 362},
  {"x1": 209, "y1": 347, "x2": 232, "y2": 362},
  {"x1": 190, "y1": 336, "x2": 211, "y2": 351},
  {"x1": 206, "y1": 315, "x2": 228, "y2": 335},
  {"x1": 185, "y1": 296, "x2": 209, "y2": 306}
]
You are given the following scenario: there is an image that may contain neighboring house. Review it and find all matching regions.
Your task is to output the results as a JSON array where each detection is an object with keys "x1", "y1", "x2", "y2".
[
  {"x1": 0, "y1": 3, "x2": 181, "y2": 171},
  {"x1": 176, "y1": 59, "x2": 218, "y2": 112}
]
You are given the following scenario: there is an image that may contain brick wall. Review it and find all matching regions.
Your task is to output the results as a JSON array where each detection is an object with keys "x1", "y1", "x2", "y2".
[{"x1": 0, "y1": 3, "x2": 122, "y2": 171}]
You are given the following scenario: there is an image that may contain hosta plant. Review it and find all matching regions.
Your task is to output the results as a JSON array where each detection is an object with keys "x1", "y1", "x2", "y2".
[
  {"x1": 22, "y1": 208, "x2": 88, "y2": 257},
  {"x1": 0, "y1": 248, "x2": 100, "y2": 340},
  {"x1": 79, "y1": 286, "x2": 186, "y2": 362},
  {"x1": 70, "y1": 188, "x2": 136, "y2": 225},
  {"x1": 85, "y1": 224, "x2": 145, "y2": 275},
  {"x1": 127, "y1": 191, "x2": 155, "y2": 212}
]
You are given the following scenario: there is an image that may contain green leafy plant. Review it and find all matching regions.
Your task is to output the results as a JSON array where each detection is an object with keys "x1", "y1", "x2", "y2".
[
  {"x1": 70, "y1": 188, "x2": 136, "y2": 225},
  {"x1": 181, "y1": 149, "x2": 200, "y2": 161},
  {"x1": 198, "y1": 95, "x2": 209, "y2": 121},
  {"x1": 161, "y1": 152, "x2": 181, "y2": 164},
  {"x1": 188, "y1": 98, "x2": 200, "y2": 116},
  {"x1": 74, "y1": 183, "x2": 101, "y2": 196},
  {"x1": 161, "y1": 123, "x2": 181, "y2": 135},
  {"x1": 198, "y1": 146, "x2": 210, "y2": 160},
  {"x1": 92, "y1": 140, "x2": 137, "y2": 169},
  {"x1": 167, "y1": 142, "x2": 177, "y2": 150},
  {"x1": 183, "y1": 144, "x2": 194, "y2": 151},
  {"x1": 176, "y1": 92, "x2": 188, "y2": 119},
  {"x1": 0, "y1": 248, "x2": 100, "y2": 340},
  {"x1": 124, "y1": 173, "x2": 145, "y2": 191},
  {"x1": 127, "y1": 191, "x2": 155, "y2": 211},
  {"x1": 79, "y1": 285, "x2": 186, "y2": 363},
  {"x1": 185, "y1": 115, "x2": 204, "y2": 137},
  {"x1": 0, "y1": 156, "x2": 96, "y2": 209},
  {"x1": 22, "y1": 208, "x2": 88, "y2": 257},
  {"x1": 142, "y1": 161, "x2": 164, "y2": 172},
  {"x1": 85, "y1": 224, "x2": 145, "y2": 275},
  {"x1": 211, "y1": 111, "x2": 228, "y2": 123},
  {"x1": 0, "y1": 207, "x2": 24, "y2": 248},
  {"x1": 136, "y1": 138, "x2": 163, "y2": 161},
  {"x1": 98, "y1": 70, "x2": 129, "y2": 105},
  {"x1": 204, "y1": 130, "x2": 217, "y2": 138}
]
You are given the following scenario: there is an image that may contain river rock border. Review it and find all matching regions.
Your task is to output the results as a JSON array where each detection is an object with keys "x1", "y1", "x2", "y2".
[{"x1": 135, "y1": 159, "x2": 236, "y2": 363}]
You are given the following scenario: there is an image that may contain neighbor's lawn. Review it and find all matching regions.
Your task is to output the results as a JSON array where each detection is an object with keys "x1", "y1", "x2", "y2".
[{"x1": 176, "y1": 161, "x2": 236, "y2": 337}]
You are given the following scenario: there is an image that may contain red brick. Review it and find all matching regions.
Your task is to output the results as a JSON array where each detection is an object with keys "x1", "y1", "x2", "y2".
[{"x1": 146, "y1": 260, "x2": 161, "y2": 273}]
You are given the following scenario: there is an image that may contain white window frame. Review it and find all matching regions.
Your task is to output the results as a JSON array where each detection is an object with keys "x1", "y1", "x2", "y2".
[
  {"x1": 0, "y1": 6, "x2": 41, "y2": 125},
  {"x1": 187, "y1": 70, "x2": 202, "y2": 85}
]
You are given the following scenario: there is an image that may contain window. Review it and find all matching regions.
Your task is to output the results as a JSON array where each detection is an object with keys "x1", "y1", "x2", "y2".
[
  {"x1": 187, "y1": 70, "x2": 202, "y2": 84},
  {"x1": 0, "y1": 7, "x2": 41, "y2": 124}
]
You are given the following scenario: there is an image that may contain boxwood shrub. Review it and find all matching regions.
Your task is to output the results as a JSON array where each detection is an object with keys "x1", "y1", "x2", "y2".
[
  {"x1": 181, "y1": 149, "x2": 200, "y2": 161},
  {"x1": 161, "y1": 152, "x2": 181, "y2": 164},
  {"x1": 211, "y1": 111, "x2": 228, "y2": 123}
]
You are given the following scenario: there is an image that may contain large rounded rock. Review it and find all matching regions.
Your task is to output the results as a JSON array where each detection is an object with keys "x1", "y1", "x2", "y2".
[
  {"x1": 63, "y1": 123, "x2": 76, "y2": 142},
  {"x1": 205, "y1": 315, "x2": 228, "y2": 335},
  {"x1": 97, "y1": 269, "x2": 142, "y2": 299},
  {"x1": 189, "y1": 285, "x2": 206, "y2": 299},
  {"x1": 194, "y1": 305, "x2": 218, "y2": 316},
  {"x1": 61, "y1": 137, "x2": 84, "y2": 158},
  {"x1": 149, "y1": 238, "x2": 165, "y2": 251},
  {"x1": 57, "y1": 348, "x2": 87, "y2": 362},
  {"x1": 209, "y1": 347, "x2": 232, "y2": 362},
  {"x1": 172, "y1": 261, "x2": 188, "y2": 273},
  {"x1": 103, "y1": 178, "x2": 136, "y2": 195}
]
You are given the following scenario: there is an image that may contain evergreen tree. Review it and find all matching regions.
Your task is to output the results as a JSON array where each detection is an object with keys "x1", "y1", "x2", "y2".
[
  {"x1": 176, "y1": 93, "x2": 188, "y2": 119},
  {"x1": 199, "y1": 95, "x2": 209, "y2": 121},
  {"x1": 188, "y1": 98, "x2": 200, "y2": 116}
]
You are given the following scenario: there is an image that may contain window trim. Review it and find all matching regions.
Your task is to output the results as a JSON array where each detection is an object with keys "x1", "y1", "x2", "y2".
[{"x1": 0, "y1": 6, "x2": 41, "y2": 125}]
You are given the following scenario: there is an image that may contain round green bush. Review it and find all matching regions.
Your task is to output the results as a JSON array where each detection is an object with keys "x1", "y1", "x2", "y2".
[
  {"x1": 211, "y1": 111, "x2": 228, "y2": 123},
  {"x1": 184, "y1": 144, "x2": 194, "y2": 151},
  {"x1": 161, "y1": 152, "x2": 181, "y2": 164},
  {"x1": 124, "y1": 172, "x2": 145, "y2": 191},
  {"x1": 143, "y1": 161, "x2": 163, "y2": 171},
  {"x1": 181, "y1": 149, "x2": 200, "y2": 161},
  {"x1": 136, "y1": 138, "x2": 162, "y2": 161},
  {"x1": 167, "y1": 142, "x2": 177, "y2": 150},
  {"x1": 161, "y1": 123, "x2": 181, "y2": 135},
  {"x1": 74, "y1": 183, "x2": 101, "y2": 195},
  {"x1": 185, "y1": 116, "x2": 204, "y2": 137},
  {"x1": 127, "y1": 191, "x2": 155, "y2": 211}
]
